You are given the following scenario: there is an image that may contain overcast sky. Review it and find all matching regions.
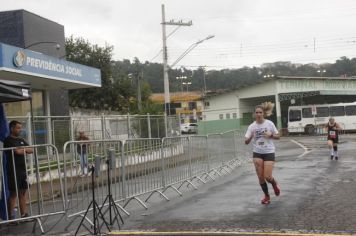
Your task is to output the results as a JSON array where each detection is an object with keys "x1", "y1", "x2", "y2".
[{"x1": 3, "y1": 0, "x2": 356, "y2": 70}]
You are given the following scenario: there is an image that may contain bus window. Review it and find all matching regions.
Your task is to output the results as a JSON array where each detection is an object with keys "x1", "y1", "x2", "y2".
[
  {"x1": 330, "y1": 106, "x2": 345, "y2": 116},
  {"x1": 345, "y1": 105, "x2": 356, "y2": 115},
  {"x1": 302, "y1": 108, "x2": 313, "y2": 118},
  {"x1": 315, "y1": 107, "x2": 329, "y2": 117},
  {"x1": 289, "y1": 109, "x2": 301, "y2": 122}
]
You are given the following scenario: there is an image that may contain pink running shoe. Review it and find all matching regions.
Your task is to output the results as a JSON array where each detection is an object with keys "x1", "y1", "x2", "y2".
[
  {"x1": 261, "y1": 195, "x2": 270, "y2": 205},
  {"x1": 272, "y1": 183, "x2": 281, "y2": 196}
]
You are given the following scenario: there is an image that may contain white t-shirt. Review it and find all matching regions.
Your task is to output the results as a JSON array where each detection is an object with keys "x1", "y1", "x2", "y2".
[{"x1": 245, "y1": 119, "x2": 279, "y2": 154}]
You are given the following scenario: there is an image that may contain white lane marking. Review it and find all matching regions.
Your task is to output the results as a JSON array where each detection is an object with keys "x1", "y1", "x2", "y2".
[{"x1": 290, "y1": 139, "x2": 312, "y2": 157}]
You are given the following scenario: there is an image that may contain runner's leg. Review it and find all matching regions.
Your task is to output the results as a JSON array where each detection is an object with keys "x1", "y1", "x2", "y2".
[
  {"x1": 253, "y1": 157, "x2": 270, "y2": 204},
  {"x1": 265, "y1": 161, "x2": 280, "y2": 196},
  {"x1": 333, "y1": 143, "x2": 338, "y2": 160},
  {"x1": 327, "y1": 140, "x2": 334, "y2": 159}
]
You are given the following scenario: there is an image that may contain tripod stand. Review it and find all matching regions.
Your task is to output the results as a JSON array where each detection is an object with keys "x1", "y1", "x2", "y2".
[
  {"x1": 100, "y1": 159, "x2": 124, "y2": 229},
  {"x1": 75, "y1": 165, "x2": 110, "y2": 236}
]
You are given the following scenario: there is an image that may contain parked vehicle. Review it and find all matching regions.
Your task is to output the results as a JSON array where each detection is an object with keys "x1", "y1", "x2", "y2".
[
  {"x1": 180, "y1": 123, "x2": 198, "y2": 134},
  {"x1": 288, "y1": 102, "x2": 356, "y2": 134}
]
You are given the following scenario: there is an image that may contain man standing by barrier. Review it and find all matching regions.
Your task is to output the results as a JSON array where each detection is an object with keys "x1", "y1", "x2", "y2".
[
  {"x1": 4, "y1": 120, "x2": 33, "y2": 219},
  {"x1": 77, "y1": 131, "x2": 89, "y2": 175}
]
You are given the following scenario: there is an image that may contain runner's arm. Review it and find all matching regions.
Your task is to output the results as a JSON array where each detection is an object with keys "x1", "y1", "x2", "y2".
[
  {"x1": 335, "y1": 123, "x2": 342, "y2": 131},
  {"x1": 245, "y1": 127, "x2": 254, "y2": 145}
]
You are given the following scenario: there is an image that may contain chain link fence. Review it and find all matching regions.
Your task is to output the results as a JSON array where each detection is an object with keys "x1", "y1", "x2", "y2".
[{"x1": 6, "y1": 114, "x2": 180, "y2": 154}]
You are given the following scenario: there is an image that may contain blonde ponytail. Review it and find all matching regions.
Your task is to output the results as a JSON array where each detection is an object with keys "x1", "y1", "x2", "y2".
[{"x1": 255, "y1": 102, "x2": 275, "y2": 118}]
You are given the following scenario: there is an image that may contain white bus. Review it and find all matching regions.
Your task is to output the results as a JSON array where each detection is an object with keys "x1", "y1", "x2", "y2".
[{"x1": 288, "y1": 102, "x2": 356, "y2": 134}]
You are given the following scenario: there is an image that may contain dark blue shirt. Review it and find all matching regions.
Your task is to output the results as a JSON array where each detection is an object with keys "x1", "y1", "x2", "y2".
[{"x1": 4, "y1": 136, "x2": 29, "y2": 174}]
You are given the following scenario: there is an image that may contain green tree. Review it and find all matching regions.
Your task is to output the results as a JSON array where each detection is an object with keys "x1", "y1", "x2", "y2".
[
  {"x1": 111, "y1": 58, "x2": 162, "y2": 114},
  {"x1": 328, "y1": 57, "x2": 352, "y2": 77},
  {"x1": 66, "y1": 36, "x2": 119, "y2": 110}
]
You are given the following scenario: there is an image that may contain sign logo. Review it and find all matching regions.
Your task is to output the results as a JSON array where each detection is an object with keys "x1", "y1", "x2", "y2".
[
  {"x1": 22, "y1": 89, "x2": 29, "y2": 97},
  {"x1": 13, "y1": 50, "x2": 26, "y2": 68}
]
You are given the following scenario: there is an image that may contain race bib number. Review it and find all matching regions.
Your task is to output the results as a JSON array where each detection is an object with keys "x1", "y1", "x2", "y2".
[
  {"x1": 257, "y1": 141, "x2": 265, "y2": 146},
  {"x1": 329, "y1": 130, "x2": 336, "y2": 138}
]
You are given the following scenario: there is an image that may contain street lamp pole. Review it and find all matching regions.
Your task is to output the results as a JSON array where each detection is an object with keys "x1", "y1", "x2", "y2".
[
  {"x1": 202, "y1": 66, "x2": 207, "y2": 97},
  {"x1": 160, "y1": 4, "x2": 213, "y2": 137},
  {"x1": 317, "y1": 69, "x2": 326, "y2": 77},
  {"x1": 170, "y1": 35, "x2": 215, "y2": 68},
  {"x1": 161, "y1": 4, "x2": 192, "y2": 118},
  {"x1": 25, "y1": 41, "x2": 61, "y2": 50},
  {"x1": 176, "y1": 76, "x2": 187, "y2": 93},
  {"x1": 137, "y1": 71, "x2": 142, "y2": 113},
  {"x1": 24, "y1": 40, "x2": 62, "y2": 149},
  {"x1": 21, "y1": 40, "x2": 61, "y2": 222},
  {"x1": 182, "y1": 81, "x2": 192, "y2": 92},
  {"x1": 161, "y1": 5, "x2": 170, "y2": 117},
  {"x1": 161, "y1": 4, "x2": 192, "y2": 137}
]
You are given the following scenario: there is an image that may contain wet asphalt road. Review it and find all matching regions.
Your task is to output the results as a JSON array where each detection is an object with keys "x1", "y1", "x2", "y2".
[{"x1": 117, "y1": 135, "x2": 356, "y2": 235}]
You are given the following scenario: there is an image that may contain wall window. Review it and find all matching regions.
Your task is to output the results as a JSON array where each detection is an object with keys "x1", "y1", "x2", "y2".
[
  {"x1": 315, "y1": 107, "x2": 329, "y2": 117},
  {"x1": 170, "y1": 102, "x2": 181, "y2": 108},
  {"x1": 289, "y1": 110, "x2": 301, "y2": 122},
  {"x1": 242, "y1": 112, "x2": 253, "y2": 125},
  {"x1": 188, "y1": 102, "x2": 197, "y2": 110},
  {"x1": 330, "y1": 106, "x2": 345, "y2": 116},
  {"x1": 219, "y1": 114, "x2": 224, "y2": 120},
  {"x1": 232, "y1": 113, "x2": 237, "y2": 119},
  {"x1": 226, "y1": 113, "x2": 231, "y2": 119},
  {"x1": 302, "y1": 108, "x2": 313, "y2": 118},
  {"x1": 345, "y1": 105, "x2": 356, "y2": 115},
  {"x1": 4, "y1": 90, "x2": 44, "y2": 116}
]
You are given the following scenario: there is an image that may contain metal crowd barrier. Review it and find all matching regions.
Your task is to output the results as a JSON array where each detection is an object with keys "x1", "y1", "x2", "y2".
[
  {"x1": 232, "y1": 130, "x2": 251, "y2": 165},
  {"x1": 206, "y1": 133, "x2": 223, "y2": 171},
  {"x1": 1, "y1": 131, "x2": 248, "y2": 233},
  {"x1": 122, "y1": 138, "x2": 164, "y2": 208},
  {"x1": 62, "y1": 133, "x2": 246, "y2": 221},
  {"x1": 0, "y1": 144, "x2": 65, "y2": 233},
  {"x1": 62, "y1": 140, "x2": 127, "y2": 221},
  {"x1": 161, "y1": 136, "x2": 207, "y2": 192},
  {"x1": 207, "y1": 131, "x2": 251, "y2": 176}
]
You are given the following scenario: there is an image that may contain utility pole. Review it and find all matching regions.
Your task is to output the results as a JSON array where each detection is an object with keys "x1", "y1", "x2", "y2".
[
  {"x1": 137, "y1": 71, "x2": 142, "y2": 112},
  {"x1": 161, "y1": 4, "x2": 192, "y2": 117},
  {"x1": 202, "y1": 66, "x2": 207, "y2": 97}
]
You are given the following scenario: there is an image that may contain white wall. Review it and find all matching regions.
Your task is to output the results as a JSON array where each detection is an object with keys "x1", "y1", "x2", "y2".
[
  {"x1": 203, "y1": 80, "x2": 278, "y2": 122},
  {"x1": 238, "y1": 80, "x2": 276, "y2": 98},
  {"x1": 203, "y1": 91, "x2": 239, "y2": 121}
]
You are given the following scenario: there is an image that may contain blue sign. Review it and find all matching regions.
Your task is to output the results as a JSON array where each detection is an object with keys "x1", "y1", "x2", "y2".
[{"x1": 0, "y1": 43, "x2": 101, "y2": 87}]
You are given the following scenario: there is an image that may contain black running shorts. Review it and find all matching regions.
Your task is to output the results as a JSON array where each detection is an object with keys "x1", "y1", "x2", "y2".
[
  {"x1": 253, "y1": 152, "x2": 275, "y2": 161},
  {"x1": 7, "y1": 172, "x2": 29, "y2": 192},
  {"x1": 327, "y1": 137, "x2": 338, "y2": 143}
]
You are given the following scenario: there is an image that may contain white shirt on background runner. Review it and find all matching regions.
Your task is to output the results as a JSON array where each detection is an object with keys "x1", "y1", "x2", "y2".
[{"x1": 245, "y1": 119, "x2": 279, "y2": 154}]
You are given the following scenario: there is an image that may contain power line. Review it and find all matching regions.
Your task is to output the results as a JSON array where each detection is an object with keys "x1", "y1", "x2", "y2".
[
  {"x1": 177, "y1": 54, "x2": 356, "y2": 69},
  {"x1": 167, "y1": 35, "x2": 356, "y2": 54},
  {"x1": 191, "y1": 4, "x2": 356, "y2": 22},
  {"x1": 164, "y1": 36, "x2": 356, "y2": 61}
]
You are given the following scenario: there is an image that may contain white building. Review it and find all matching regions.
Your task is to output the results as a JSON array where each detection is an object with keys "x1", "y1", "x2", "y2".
[{"x1": 201, "y1": 76, "x2": 356, "y2": 134}]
